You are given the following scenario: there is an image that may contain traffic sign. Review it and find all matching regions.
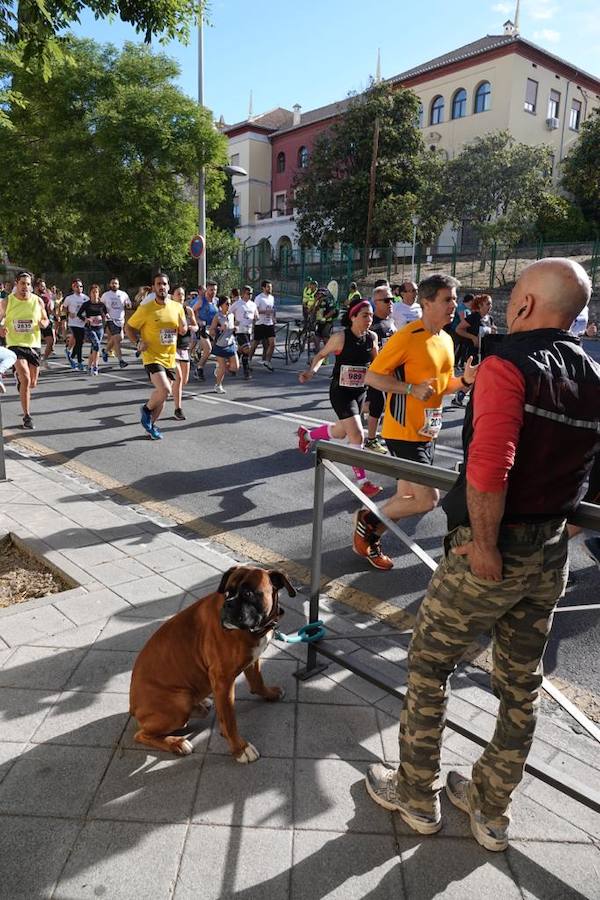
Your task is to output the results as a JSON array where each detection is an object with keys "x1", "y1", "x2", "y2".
[{"x1": 189, "y1": 235, "x2": 205, "y2": 259}]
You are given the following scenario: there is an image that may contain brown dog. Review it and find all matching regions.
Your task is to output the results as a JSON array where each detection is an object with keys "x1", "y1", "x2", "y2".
[{"x1": 129, "y1": 566, "x2": 296, "y2": 763}]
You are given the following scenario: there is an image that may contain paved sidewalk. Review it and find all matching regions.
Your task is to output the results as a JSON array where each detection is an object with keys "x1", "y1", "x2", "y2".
[{"x1": 1, "y1": 451, "x2": 600, "y2": 899}]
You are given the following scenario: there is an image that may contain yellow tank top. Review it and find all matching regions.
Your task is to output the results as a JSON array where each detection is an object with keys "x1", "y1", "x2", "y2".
[{"x1": 4, "y1": 294, "x2": 43, "y2": 348}]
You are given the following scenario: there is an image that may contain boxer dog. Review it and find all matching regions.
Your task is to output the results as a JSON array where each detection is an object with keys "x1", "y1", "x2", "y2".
[{"x1": 129, "y1": 566, "x2": 296, "y2": 763}]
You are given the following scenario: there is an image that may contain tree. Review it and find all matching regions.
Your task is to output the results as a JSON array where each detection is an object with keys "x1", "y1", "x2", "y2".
[
  {"x1": 534, "y1": 194, "x2": 593, "y2": 243},
  {"x1": 294, "y1": 81, "x2": 445, "y2": 249},
  {"x1": 0, "y1": 38, "x2": 229, "y2": 276},
  {"x1": 443, "y1": 131, "x2": 553, "y2": 246},
  {"x1": 561, "y1": 109, "x2": 600, "y2": 233}
]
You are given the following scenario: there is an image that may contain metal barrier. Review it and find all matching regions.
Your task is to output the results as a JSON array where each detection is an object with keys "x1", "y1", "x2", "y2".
[{"x1": 298, "y1": 440, "x2": 600, "y2": 814}]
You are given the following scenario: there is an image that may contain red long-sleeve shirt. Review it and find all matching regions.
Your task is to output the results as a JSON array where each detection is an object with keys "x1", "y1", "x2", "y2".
[{"x1": 466, "y1": 355, "x2": 526, "y2": 493}]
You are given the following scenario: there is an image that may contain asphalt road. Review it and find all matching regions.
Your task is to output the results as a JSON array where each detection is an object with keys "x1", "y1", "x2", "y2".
[{"x1": 2, "y1": 337, "x2": 600, "y2": 707}]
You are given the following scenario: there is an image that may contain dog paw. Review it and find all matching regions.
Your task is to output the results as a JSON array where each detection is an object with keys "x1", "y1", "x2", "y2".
[
  {"x1": 235, "y1": 743, "x2": 260, "y2": 764},
  {"x1": 265, "y1": 686, "x2": 285, "y2": 702},
  {"x1": 175, "y1": 739, "x2": 194, "y2": 755}
]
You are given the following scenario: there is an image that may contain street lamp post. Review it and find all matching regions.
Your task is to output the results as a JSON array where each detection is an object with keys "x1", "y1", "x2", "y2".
[{"x1": 411, "y1": 215, "x2": 421, "y2": 281}]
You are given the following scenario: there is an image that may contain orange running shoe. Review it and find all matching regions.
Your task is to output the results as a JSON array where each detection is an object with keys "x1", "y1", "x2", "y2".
[{"x1": 352, "y1": 509, "x2": 393, "y2": 570}]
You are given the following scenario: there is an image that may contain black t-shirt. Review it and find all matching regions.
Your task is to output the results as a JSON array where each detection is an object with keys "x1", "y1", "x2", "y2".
[{"x1": 332, "y1": 328, "x2": 374, "y2": 388}]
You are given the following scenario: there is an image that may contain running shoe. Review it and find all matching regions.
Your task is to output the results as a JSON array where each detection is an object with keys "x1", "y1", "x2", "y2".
[
  {"x1": 64, "y1": 348, "x2": 72, "y2": 364},
  {"x1": 174, "y1": 408, "x2": 186, "y2": 420},
  {"x1": 364, "y1": 437, "x2": 388, "y2": 455},
  {"x1": 366, "y1": 764, "x2": 441, "y2": 834},
  {"x1": 584, "y1": 537, "x2": 600, "y2": 569},
  {"x1": 101, "y1": 349, "x2": 109, "y2": 363},
  {"x1": 243, "y1": 370, "x2": 251, "y2": 380},
  {"x1": 361, "y1": 480, "x2": 383, "y2": 498},
  {"x1": 197, "y1": 367, "x2": 205, "y2": 381},
  {"x1": 78, "y1": 362, "x2": 86, "y2": 371},
  {"x1": 297, "y1": 426, "x2": 311, "y2": 454},
  {"x1": 22, "y1": 414, "x2": 34, "y2": 430},
  {"x1": 119, "y1": 359, "x2": 128, "y2": 369},
  {"x1": 0, "y1": 378, "x2": 5, "y2": 395},
  {"x1": 214, "y1": 384, "x2": 226, "y2": 394},
  {"x1": 149, "y1": 425, "x2": 163, "y2": 440},
  {"x1": 40, "y1": 359, "x2": 49, "y2": 370},
  {"x1": 140, "y1": 405, "x2": 153, "y2": 435},
  {"x1": 91, "y1": 367, "x2": 99, "y2": 376},
  {"x1": 263, "y1": 361, "x2": 274, "y2": 372},
  {"x1": 446, "y1": 771, "x2": 508, "y2": 852},
  {"x1": 352, "y1": 509, "x2": 393, "y2": 570}
]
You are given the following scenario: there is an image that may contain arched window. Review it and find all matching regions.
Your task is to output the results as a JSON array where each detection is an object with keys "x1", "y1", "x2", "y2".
[
  {"x1": 430, "y1": 95, "x2": 444, "y2": 125},
  {"x1": 297, "y1": 146, "x2": 309, "y2": 168},
  {"x1": 451, "y1": 88, "x2": 467, "y2": 119},
  {"x1": 416, "y1": 102, "x2": 424, "y2": 128},
  {"x1": 276, "y1": 151, "x2": 285, "y2": 173},
  {"x1": 474, "y1": 81, "x2": 491, "y2": 114}
]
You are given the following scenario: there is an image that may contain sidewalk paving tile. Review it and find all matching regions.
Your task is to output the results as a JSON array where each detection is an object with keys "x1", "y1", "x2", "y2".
[
  {"x1": 193, "y1": 755, "x2": 294, "y2": 827},
  {"x1": 297, "y1": 668, "x2": 369, "y2": 706},
  {"x1": 59, "y1": 540, "x2": 128, "y2": 568},
  {"x1": 31, "y1": 621, "x2": 107, "y2": 649},
  {"x1": 508, "y1": 841, "x2": 600, "y2": 899},
  {"x1": 522, "y1": 771, "x2": 600, "y2": 840},
  {"x1": 54, "y1": 821, "x2": 188, "y2": 900},
  {"x1": 0, "y1": 740, "x2": 25, "y2": 783},
  {"x1": 96, "y1": 616, "x2": 163, "y2": 652},
  {"x1": 296, "y1": 703, "x2": 383, "y2": 761},
  {"x1": 0, "y1": 815, "x2": 81, "y2": 900},
  {"x1": 64, "y1": 648, "x2": 137, "y2": 694},
  {"x1": 0, "y1": 604, "x2": 76, "y2": 647},
  {"x1": 235, "y1": 657, "x2": 299, "y2": 704},
  {"x1": 30, "y1": 690, "x2": 129, "y2": 747},
  {"x1": 0, "y1": 743, "x2": 113, "y2": 817},
  {"x1": 0, "y1": 644, "x2": 87, "y2": 690},
  {"x1": 112, "y1": 573, "x2": 184, "y2": 607},
  {"x1": 209, "y1": 699, "x2": 296, "y2": 759},
  {"x1": 0, "y1": 686, "x2": 59, "y2": 741},
  {"x1": 162, "y1": 562, "x2": 224, "y2": 593},
  {"x1": 174, "y1": 823, "x2": 293, "y2": 900},
  {"x1": 90, "y1": 748, "x2": 201, "y2": 823},
  {"x1": 107, "y1": 531, "x2": 181, "y2": 557},
  {"x1": 86, "y1": 557, "x2": 155, "y2": 587},
  {"x1": 294, "y1": 758, "x2": 394, "y2": 835},
  {"x1": 290, "y1": 830, "x2": 403, "y2": 900},
  {"x1": 312, "y1": 663, "x2": 390, "y2": 705},
  {"x1": 53, "y1": 587, "x2": 133, "y2": 625},
  {"x1": 133, "y1": 545, "x2": 205, "y2": 574}
]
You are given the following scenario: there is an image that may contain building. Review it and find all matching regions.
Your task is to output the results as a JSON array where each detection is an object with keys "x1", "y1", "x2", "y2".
[{"x1": 222, "y1": 24, "x2": 600, "y2": 258}]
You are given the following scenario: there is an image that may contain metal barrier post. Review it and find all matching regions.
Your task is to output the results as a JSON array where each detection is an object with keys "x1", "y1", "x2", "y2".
[
  {"x1": 296, "y1": 451, "x2": 329, "y2": 680},
  {"x1": 0, "y1": 402, "x2": 6, "y2": 482}
]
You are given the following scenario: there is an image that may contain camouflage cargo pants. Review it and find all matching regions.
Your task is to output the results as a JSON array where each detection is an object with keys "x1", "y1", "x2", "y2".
[{"x1": 395, "y1": 519, "x2": 568, "y2": 820}]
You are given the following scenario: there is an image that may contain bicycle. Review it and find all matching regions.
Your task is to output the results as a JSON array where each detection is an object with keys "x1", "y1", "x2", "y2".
[{"x1": 285, "y1": 313, "x2": 318, "y2": 363}]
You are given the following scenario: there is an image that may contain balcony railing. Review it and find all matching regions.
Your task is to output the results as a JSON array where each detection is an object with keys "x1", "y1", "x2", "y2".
[{"x1": 255, "y1": 207, "x2": 295, "y2": 221}]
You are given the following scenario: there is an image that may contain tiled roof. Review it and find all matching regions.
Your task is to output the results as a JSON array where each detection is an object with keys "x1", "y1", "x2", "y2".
[
  {"x1": 388, "y1": 34, "x2": 517, "y2": 83},
  {"x1": 222, "y1": 107, "x2": 294, "y2": 134}
]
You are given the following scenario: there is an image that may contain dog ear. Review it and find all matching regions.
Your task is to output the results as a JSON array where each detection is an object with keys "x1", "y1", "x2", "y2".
[
  {"x1": 269, "y1": 570, "x2": 297, "y2": 597},
  {"x1": 218, "y1": 567, "x2": 238, "y2": 596}
]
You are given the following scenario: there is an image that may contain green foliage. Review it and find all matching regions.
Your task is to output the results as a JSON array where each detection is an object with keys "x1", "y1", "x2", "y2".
[
  {"x1": 443, "y1": 131, "x2": 553, "y2": 246},
  {"x1": 561, "y1": 109, "x2": 600, "y2": 231},
  {"x1": 534, "y1": 194, "x2": 594, "y2": 242},
  {"x1": 294, "y1": 81, "x2": 444, "y2": 248},
  {"x1": 0, "y1": 38, "x2": 227, "y2": 277}
]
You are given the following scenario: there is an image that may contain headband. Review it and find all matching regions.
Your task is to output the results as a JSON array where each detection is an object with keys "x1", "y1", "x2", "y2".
[{"x1": 349, "y1": 300, "x2": 371, "y2": 319}]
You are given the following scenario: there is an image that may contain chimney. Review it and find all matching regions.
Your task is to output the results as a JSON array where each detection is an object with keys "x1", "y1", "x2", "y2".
[
  {"x1": 503, "y1": 18, "x2": 516, "y2": 35},
  {"x1": 292, "y1": 103, "x2": 302, "y2": 126}
]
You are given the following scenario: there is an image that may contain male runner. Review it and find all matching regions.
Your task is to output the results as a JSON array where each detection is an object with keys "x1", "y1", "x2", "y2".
[
  {"x1": 63, "y1": 278, "x2": 88, "y2": 370},
  {"x1": 125, "y1": 273, "x2": 187, "y2": 440},
  {"x1": 101, "y1": 277, "x2": 131, "y2": 368},
  {"x1": 0, "y1": 271, "x2": 48, "y2": 428},
  {"x1": 191, "y1": 280, "x2": 219, "y2": 381},
  {"x1": 251, "y1": 280, "x2": 277, "y2": 371},
  {"x1": 230, "y1": 285, "x2": 258, "y2": 379},
  {"x1": 352, "y1": 273, "x2": 477, "y2": 569}
]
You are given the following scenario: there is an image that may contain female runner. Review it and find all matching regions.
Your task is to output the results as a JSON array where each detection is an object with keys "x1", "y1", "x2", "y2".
[
  {"x1": 209, "y1": 296, "x2": 239, "y2": 393},
  {"x1": 296, "y1": 297, "x2": 381, "y2": 498},
  {"x1": 172, "y1": 286, "x2": 198, "y2": 420}
]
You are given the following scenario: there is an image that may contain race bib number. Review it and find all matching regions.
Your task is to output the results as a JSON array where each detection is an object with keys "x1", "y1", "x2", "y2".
[
  {"x1": 14, "y1": 319, "x2": 33, "y2": 333},
  {"x1": 418, "y1": 406, "x2": 443, "y2": 439},
  {"x1": 160, "y1": 328, "x2": 177, "y2": 345},
  {"x1": 339, "y1": 365, "x2": 367, "y2": 388}
]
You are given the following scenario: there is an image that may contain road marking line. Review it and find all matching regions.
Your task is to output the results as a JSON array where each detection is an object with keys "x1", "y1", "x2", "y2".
[{"x1": 3, "y1": 432, "x2": 415, "y2": 633}]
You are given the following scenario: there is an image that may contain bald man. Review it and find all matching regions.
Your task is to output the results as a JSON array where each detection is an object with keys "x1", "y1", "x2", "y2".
[{"x1": 365, "y1": 258, "x2": 600, "y2": 853}]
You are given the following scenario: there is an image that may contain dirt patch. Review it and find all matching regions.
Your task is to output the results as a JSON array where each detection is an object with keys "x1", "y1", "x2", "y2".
[{"x1": 0, "y1": 535, "x2": 70, "y2": 608}]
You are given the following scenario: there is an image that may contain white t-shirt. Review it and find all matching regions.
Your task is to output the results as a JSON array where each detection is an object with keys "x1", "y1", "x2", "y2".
[
  {"x1": 392, "y1": 300, "x2": 422, "y2": 329},
  {"x1": 63, "y1": 293, "x2": 88, "y2": 328},
  {"x1": 570, "y1": 307, "x2": 589, "y2": 337},
  {"x1": 230, "y1": 299, "x2": 258, "y2": 333},
  {"x1": 101, "y1": 289, "x2": 131, "y2": 325},
  {"x1": 255, "y1": 292, "x2": 276, "y2": 326},
  {"x1": 140, "y1": 292, "x2": 156, "y2": 305}
]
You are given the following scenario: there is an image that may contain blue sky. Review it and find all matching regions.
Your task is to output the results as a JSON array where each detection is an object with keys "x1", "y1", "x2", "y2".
[{"x1": 72, "y1": 0, "x2": 600, "y2": 124}]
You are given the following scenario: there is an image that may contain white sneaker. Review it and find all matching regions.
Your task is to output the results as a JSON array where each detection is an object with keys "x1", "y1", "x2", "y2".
[
  {"x1": 0, "y1": 379, "x2": 5, "y2": 394},
  {"x1": 214, "y1": 384, "x2": 226, "y2": 394}
]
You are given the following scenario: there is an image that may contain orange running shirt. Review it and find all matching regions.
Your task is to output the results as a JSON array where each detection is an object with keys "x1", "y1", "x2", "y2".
[{"x1": 368, "y1": 320, "x2": 455, "y2": 442}]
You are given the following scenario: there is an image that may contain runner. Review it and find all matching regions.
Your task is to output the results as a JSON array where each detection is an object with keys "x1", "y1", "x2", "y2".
[
  {"x1": 34, "y1": 278, "x2": 55, "y2": 369},
  {"x1": 352, "y1": 273, "x2": 477, "y2": 569},
  {"x1": 63, "y1": 278, "x2": 88, "y2": 371},
  {"x1": 209, "y1": 296, "x2": 239, "y2": 393},
  {"x1": 190, "y1": 280, "x2": 219, "y2": 381},
  {"x1": 364, "y1": 286, "x2": 397, "y2": 454},
  {"x1": 0, "y1": 271, "x2": 48, "y2": 428},
  {"x1": 101, "y1": 277, "x2": 131, "y2": 368},
  {"x1": 296, "y1": 297, "x2": 382, "y2": 498},
  {"x1": 172, "y1": 286, "x2": 198, "y2": 420},
  {"x1": 230, "y1": 285, "x2": 258, "y2": 379},
  {"x1": 77, "y1": 284, "x2": 108, "y2": 375},
  {"x1": 124, "y1": 273, "x2": 187, "y2": 440},
  {"x1": 251, "y1": 280, "x2": 277, "y2": 372},
  {"x1": 391, "y1": 281, "x2": 421, "y2": 329},
  {"x1": 0, "y1": 347, "x2": 17, "y2": 393}
]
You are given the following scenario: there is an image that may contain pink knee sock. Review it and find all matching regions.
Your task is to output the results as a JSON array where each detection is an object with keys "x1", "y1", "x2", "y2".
[
  {"x1": 349, "y1": 443, "x2": 366, "y2": 482},
  {"x1": 309, "y1": 423, "x2": 332, "y2": 441}
]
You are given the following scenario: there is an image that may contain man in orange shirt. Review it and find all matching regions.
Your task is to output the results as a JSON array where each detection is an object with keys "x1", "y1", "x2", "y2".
[{"x1": 352, "y1": 274, "x2": 477, "y2": 569}]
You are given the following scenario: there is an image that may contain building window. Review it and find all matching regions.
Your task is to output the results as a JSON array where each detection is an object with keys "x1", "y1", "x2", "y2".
[
  {"x1": 451, "y1": 89, "x2": 467, "y2": 119},
  {"x1": 569, "y1": 99, "x2": 582, "y2": 130},
  {"x1": 474, "y1": 81, "x2": 491, "y2": 113},
  {"x1": 548, "y1": 89, "x2": 560, "y2": 119},
  {"x1": 274, "y1": 193, "x2": 286, "y2": 213},
  {"x1": 430, "y1": 95, "x2": 444, "y2": 125},
  {"x1": 297, "y1": 146, "x2": 309, "y2": 168},
  {"x1": 230, "y1": 153, "x2": 240, "y2": 167},
  {"x1": 276, "y1": 151, "x2": 285, "y2": 173},
  {"x1": 524, "y1": 78, "x2": 538, "y2": 113},
  {"x1": 416, "y1": 102, "x2": 424, "y2": 128}
]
